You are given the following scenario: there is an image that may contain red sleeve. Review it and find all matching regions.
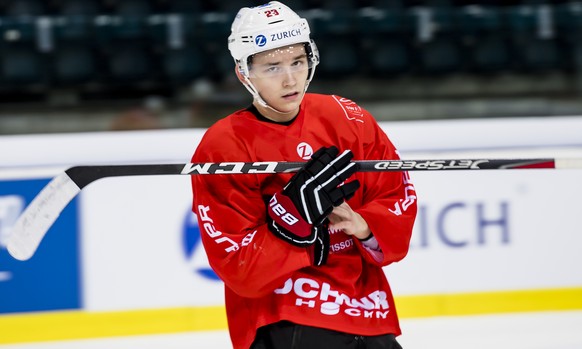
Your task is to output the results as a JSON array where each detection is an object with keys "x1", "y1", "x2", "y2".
[
  {"x1": 191, "y1": 124, "x2": 311, "y2": 298},
  {"x1": 353, "y1": 113, "x2": 418, "y2": 267}
]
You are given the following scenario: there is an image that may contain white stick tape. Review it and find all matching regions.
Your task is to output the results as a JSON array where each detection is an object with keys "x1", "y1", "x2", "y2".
[{"x1": 7, "y1": 173, "x2": 80, "y2": 261}]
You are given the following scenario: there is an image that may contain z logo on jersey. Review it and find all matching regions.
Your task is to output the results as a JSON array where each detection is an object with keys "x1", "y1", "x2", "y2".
[{"x1": 296, "y1": 142, "x2": 313, "y2": 160}]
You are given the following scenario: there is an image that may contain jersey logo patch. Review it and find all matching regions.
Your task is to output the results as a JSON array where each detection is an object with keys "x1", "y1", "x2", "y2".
[
  {"x1": 296, "y1": 142, "x2": 313, "y2": 160},
  {"x1": 332, "y1": 95, "x2": 364, "y2": 123}
]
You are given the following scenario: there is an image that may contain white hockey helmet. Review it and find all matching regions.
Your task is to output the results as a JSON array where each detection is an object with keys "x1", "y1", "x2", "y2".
[{"x1": 228, "y1": 1, "x2": 320, "y2": 108}]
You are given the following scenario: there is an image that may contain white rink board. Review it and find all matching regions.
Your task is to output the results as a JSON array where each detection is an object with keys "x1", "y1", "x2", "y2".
[
  {"x1": 81, "y1": 175, "x2": 225, "y2": 311},
  {"x1": 1, "y1": 116, "x2": 582, "y2": 314},
  {"x1": 79, "y1": 162, "x2": 582, "y2": 311},
  {"x1": 390, "y1": 169, "x2": 582, "y2": 295}
]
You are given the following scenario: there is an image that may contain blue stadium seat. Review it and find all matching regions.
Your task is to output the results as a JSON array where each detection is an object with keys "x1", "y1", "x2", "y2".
[
  {"x1": 207, "y1": 46, "x2": 235, "y2": 81},
  {"x1": 518, "y1": 39, "x2": 561, "y2": 71},
  {"x1": 316, "y1": 38, "x2": 359, "y2": 77},
  {"x1": 506, "y1": 4, "x2": 563, "y2": 72},
  {"x1": 52, "y1": 15, "x2": 94, "y2": 42},
  {"x1": 198, "y1": 11, "x2": 231, "y2": 41},
  {"x1": 147, "y1": 13, "x2": 199, "y2": 49},
  {"x1": 364, "y1": 38, "x2": 411, "y2": 76},
  {"x1": 356, "y1": 5, "x2": 414, "y2": 77},
  {"x1": 457, "y1": 5, "x2": 503, "y2": 37},
  {"x1": 106, "y1": 45, "x2": 155, "y2": 83},
  {"x1": 554, "y1": 2, "x2": 582, "y2": 71},
  {"x1": 457, "y1": 6, "x2": 510, "y2": 73},
  {"x1": 92, "y1": 0, "x2": 153, "y2": 44},
  {"x1": 418, "y1": 40, "x2": 462, "y2": 74},
  {"x1": 356, "y1": 6, "x2": 414, "y2": 35},
  {"x1": 52, "y1": 45, "x2": 96, "y2": 84},
  {"x1": 471, "y1": 37, "x2": 510, "y2": 73},
  {"x1": 0, "y1": 46, "x2": 45, "y2": 84},
  {"x1": 163, "y1": 47, "x2": 206, "y2": 83},
  {"x1": 554, "y1": 2, "x2": 582, "y2": 41},
  {"x1": 0, "y1": 17, "x2": 46, "y2": 85},
  {"x1": 302, "y1": 7, "x2": 353, "y2": 37},
  {"x1": 0, "y1": 17, "x2": 36, "y2": 43},
  {"x1": 413, "y1": 7, "x2": 463, "y2": 74}
]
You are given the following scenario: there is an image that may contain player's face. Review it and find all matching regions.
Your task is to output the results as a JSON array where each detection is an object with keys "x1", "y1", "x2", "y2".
[{"x1": 248, "y1": 44, "x2": 310, "y2": 121}]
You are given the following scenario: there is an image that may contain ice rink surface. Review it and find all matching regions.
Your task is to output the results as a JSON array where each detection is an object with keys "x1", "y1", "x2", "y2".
[{"x1": 1, "y1": 310, "x2": 581, "y2": 349}]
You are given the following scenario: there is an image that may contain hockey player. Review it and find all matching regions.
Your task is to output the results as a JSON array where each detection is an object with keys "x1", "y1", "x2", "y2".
[{"x1": 190, "y1": 2, "x2": 417, "y2": 348}]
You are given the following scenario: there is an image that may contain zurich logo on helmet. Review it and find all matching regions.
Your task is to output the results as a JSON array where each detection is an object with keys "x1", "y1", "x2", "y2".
[
  {"x1": 181, "y1": 208, "x2": 220, "y2": 281},
  {"x1": 255, "y1": 34, "x2": 267, "y2": 47}
]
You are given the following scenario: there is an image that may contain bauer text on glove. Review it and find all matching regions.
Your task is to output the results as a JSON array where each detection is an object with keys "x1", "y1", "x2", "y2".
[{"x1": 267, "y1": 146, "x2": 360, "y2": 246}]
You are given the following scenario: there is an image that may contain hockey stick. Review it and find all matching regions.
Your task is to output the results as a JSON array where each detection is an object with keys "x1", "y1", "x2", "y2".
[{"x1": 6, "y1": 158, "x2": 582, "y2": 261}]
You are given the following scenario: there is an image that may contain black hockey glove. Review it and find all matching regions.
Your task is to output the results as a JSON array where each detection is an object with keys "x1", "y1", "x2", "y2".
[
  {"x1": 308, "y1": 222, "x2": 330, "y2": 266},
  {"x1": 267, "y1": 146, "x2": 360, "y2": 247}
]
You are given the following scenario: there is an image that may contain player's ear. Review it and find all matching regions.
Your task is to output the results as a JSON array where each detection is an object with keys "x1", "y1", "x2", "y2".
[{"x1": 235, "y1": 63, "x2": 246, "y2": 84}]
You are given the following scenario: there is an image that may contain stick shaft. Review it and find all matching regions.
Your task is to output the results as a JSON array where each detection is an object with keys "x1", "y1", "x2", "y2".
[
  {"x1": 6, "y1": 157, "x2": 581, "y2": 261},
  {"x1": 66, "y1": 158, "x2": 575, "y2": 189}
]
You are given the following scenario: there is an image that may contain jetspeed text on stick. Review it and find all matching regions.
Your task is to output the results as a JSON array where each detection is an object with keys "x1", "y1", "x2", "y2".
[{"x1": 373, "y1": 160, "x2": 490, "y2": 171}]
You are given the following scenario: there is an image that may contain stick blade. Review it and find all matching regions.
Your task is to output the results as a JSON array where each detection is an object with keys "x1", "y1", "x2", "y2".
[
  {"x1": 7, "y1": 173, "x2": 80, "y2": 261},
  {"x1": 555, "y1": 158, "x2": 582, "y2": 170}
]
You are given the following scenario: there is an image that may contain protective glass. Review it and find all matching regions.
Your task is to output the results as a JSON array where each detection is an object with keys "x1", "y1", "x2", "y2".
[{"x1": 248, "y1": 44, "x2": 313, "y2": 79}]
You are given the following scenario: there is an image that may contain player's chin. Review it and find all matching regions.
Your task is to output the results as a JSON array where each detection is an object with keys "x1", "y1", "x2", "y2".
[
  {"x1": 275, "y1": 101, "x2": 301, "y2": 114},
  {"x1": 278, "y1": 94, "x2": 303, "y2": 111}
]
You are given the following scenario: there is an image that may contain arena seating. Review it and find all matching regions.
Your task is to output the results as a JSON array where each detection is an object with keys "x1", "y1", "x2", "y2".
[{"x1": 0, "y1": 0, "x2": 580, "y2": 100}]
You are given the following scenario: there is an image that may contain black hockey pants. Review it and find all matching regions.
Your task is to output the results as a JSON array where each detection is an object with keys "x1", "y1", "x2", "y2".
[{"x1": 250, "y1": 321, "x2": 403, "y2": 349}]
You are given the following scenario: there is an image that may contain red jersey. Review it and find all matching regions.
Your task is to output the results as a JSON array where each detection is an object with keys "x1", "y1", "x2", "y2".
[{"x1": 191, "y1": 93, "x2": 417, "y2": 349}]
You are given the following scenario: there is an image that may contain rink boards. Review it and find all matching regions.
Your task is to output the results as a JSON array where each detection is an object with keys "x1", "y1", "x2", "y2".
[{"x1": 1, "y1": 116, "x2": 581, "y2": 344}]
